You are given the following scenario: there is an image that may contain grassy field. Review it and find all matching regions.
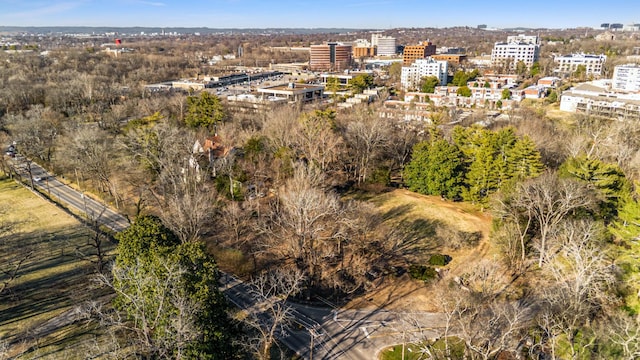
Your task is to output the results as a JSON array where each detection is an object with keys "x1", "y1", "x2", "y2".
[
  {"x1": 0, "y1": 177, "x2": 116, "y2": 359},
  {"x1": 346, "y1": 188, "x2": 494, "y2": 311}
]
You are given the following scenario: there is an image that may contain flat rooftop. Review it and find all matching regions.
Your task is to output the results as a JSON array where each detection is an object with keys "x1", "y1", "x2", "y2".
[{"x1": 259, "y1": 83, "x2": 324, "y2": 92}]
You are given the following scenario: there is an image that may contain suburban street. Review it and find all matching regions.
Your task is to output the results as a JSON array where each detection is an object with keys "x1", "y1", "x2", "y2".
[
  {"x1": 220, "y1": 272, "x2": 445, "y2": 359},
  {"x1": 9, "y1": 155, "x2": 130, "y2": 232},
  {"x1": 7, "y1": 155, "x2": 446, "y2": 359}
]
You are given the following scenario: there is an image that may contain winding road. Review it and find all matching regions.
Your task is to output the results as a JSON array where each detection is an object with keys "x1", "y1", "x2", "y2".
[{"x1": 7, "y1": 155, "x2": 446, "y2": 359}]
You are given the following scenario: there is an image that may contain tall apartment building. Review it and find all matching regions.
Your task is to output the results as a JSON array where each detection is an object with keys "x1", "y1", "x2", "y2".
[
  {"x1": 401, "y1": 57, "x2": 448, "y2": 90},
  {"x1": 371, "y1": 34, "x2": 397, "y2": 56},
  {"x1": 612, "y1": 64, "x2": 640, "y2": 92},
  {"x1": 554, "y1": 54, "x2": 606, "y2": 78},
  {"x1": 309, "y1": 42, "x2": 353, "y2": 71},
  {"x1": 491, "y1": 35, "x2": 540, "y2": 69},
  {"x1": 403, "y1": 42, "x2": 437, "y2": 65}
]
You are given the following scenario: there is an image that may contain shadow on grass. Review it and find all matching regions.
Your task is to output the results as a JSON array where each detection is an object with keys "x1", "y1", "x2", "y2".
[
  {"x1": 386, "y1": 218, "x2": 442, "y2": 263},
  {"x1": 381, "y1": 204, "x2": 415, "y2": 222},
  {"x1": 0, "y1": 264, "x2": 89, "y2": 330},
  {"x1": 0, "y1": 227, "x2": 114, "y2": 357}
]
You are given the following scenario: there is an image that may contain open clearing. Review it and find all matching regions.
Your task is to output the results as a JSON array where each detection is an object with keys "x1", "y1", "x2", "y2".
[
  {"x1": 347, "y1": 189, "x2": 494, "y2": 312},
  {"x1": 0, "y1": 177, "x2": 115, "y2": 359},
  {"x1": 0, "y1": 177, "x2": 494, "y2": 356}
]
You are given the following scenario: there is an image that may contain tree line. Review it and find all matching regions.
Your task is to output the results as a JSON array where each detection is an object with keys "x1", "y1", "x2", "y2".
[{"x1": 2, "y1": 40, "x2": 640, "y2": 359}]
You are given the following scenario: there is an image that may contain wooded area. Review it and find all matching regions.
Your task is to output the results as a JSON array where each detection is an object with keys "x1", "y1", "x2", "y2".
[{"x1": 1, "y1": 29, "x2": 640, "y2": 359}]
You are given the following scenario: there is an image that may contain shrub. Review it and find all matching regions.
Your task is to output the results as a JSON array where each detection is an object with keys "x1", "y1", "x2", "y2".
[
  {"x1": 408, "y1": 264, "x2": 438, "y2": 282},
  {"x1": 428, "y1": 254, "x2": 452, "y2": 266},
  {"x1": 368, "y1": 166, "x2": 391, "y2": 186}
]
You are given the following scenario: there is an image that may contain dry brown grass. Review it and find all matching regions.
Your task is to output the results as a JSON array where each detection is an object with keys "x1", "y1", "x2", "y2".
[
  {"x1": 0, "y1": 177, "x2": 116, "y2": 359},
  {"x1": 346, "y1": 189, "x2": 495, "y2": 312}
]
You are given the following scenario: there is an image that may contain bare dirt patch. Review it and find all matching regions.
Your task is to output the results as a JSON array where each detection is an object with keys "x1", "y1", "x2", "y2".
[{"x1": 347, "y1": 189, "x2": 494, "y2": 312}]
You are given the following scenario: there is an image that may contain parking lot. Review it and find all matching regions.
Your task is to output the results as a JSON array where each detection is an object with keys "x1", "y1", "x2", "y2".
[{"x1": 213, "y1": 74, "x2": 319, "y2": 98}]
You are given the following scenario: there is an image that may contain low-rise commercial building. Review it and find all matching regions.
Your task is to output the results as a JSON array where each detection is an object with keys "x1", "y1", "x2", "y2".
[
  {"x1": 257, "y1": 83, "x2": 324, "y2": 103},
  {"x1": 431, "y1": 54, "x2": 467, "y2": 65}
]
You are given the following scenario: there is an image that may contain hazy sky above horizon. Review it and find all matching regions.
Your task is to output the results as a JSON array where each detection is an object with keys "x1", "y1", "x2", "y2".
[{"x1": 0, "y1": 0, "x2": 639, "y2": 29}]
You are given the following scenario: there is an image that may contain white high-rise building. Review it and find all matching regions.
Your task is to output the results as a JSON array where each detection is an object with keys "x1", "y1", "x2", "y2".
[
  {"x1": 612, "y1": 64, "x2": 640, "y2": 92},
  {"x1": 554, "y1": 54, "x2": 607, "y2": 78},
  {"x1": 353, "y1": 38, "x2": 371, "y2": 48},
  {"x1": 506, "y1": 34, "x2": 539, "y2": 44},
  {"x1": 401, "y1": 57, "x2": 448, "y2": 90},
  {"x1": 371, "y1": 34, "x2": 396, "y2": 56},
  {"x1": 491, "y1": 35, "x2": 540, "y2": 69}
]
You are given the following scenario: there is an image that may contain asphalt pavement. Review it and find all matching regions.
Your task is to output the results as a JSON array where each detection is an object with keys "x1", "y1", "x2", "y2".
[
  {"x1": 8, "y1": 155, "x2": 130, "y2": 232},
  {"x1": 6, "y1": 155, "x2": 446, "y2": 359}
]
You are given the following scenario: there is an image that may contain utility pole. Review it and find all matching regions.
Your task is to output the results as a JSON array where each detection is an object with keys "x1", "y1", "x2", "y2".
[
  {"x1": 309, "y1": 328, "x2": 314, "y2": 360},
  {"x1": 309, "y1": 326, "x2": 322, "y2": 360}
]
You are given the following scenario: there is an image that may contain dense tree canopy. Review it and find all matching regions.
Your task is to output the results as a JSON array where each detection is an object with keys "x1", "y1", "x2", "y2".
[
  {"x1": 456, "y1": 86, "x2": 472, "y2": 97},
  {"x1": 450, "y1": 69, "x2": 479, "y2": 87},
  {"x1": 560, "y1": 156, "x2": 631, "y2": 221},
  {"x1": 420, "y1": 76, "x2": 440, "y2": 93},
  {"x1": 113, "y1": 215, "x2": 236, "y2": 359},
  {"x1": 405, "y1": 139, "x2": 465, "y2": 199},
  {"x1": 184, "y1": 91, "x2": 226, "y2": 130},
  {"x1": 350, "y1": 74, "x2": 374, "y2": 93},
  {"x1": 405, "y1": 126, "x2": 543, "y2": 205}
]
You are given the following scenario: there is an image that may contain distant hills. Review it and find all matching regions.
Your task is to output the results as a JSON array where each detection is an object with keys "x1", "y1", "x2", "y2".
[{"x1": 0, "y1": 26, "x2": 371, "y2": 35}]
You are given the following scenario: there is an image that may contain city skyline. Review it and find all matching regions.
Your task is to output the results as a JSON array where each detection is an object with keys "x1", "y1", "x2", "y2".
[{"x1": 0, "y1": 0, "x2": 639, "y2": 29}]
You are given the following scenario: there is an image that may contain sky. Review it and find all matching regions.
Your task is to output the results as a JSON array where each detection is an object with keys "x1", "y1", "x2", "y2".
[{"x1": 0, "y1": 0, "x2": 639, "y2": 29}]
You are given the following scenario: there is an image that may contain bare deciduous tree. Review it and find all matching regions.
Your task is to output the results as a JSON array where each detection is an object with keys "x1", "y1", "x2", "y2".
[
  {"x1": 257, "y1": 164, "x2": 380, "y2": 296},
  {"x1": 159, "y1": 178, "x2": 217, "y2": 244},
  {"x1": 297, "y1": 110, "x2": 343, "y2": 173},
  {"x1": 341, "y1": 106, "x2": 391, "y2": 184},
  {"x1": 457, "y1": 298, "x2": 531, "y2": 360},
  {"x1": 6, "y1": 105, "x2": 63, "y2": 182},
  {"x1": 537, "y1": 219, "x2": 615, "y2": 360},
  {"x1": 219, "y1": 201, "x2": 253, "y2": 246},
  {"x1": 242, "y1": 268, "x2": 305, "y2": 360},
  {"x1": 513, "y1": 172, "x2": 594, "y2": 267},
  {"x1": 74, "y1": 215, "x2": 112, "y2": 273},
  {"x1": 67, "y1": 126, "x2": 120, "y2": 203},
  {"x1": 0, "y1": 210, "x2": 31, "y2": 296},
  {"x1": 604, "y1": 312, "x2": 640, "y2": 360}
]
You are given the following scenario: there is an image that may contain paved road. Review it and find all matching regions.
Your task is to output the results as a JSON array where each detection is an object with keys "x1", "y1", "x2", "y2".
[
  {"x1": 7, "y1": 155, "x2": 446, "y2": 359},
  {"x1": 220, "y1": 272, "x2": 446, "y2": 359},
  {"x1": 9, "y1": 155, "x2": 130, "y2": 232}
]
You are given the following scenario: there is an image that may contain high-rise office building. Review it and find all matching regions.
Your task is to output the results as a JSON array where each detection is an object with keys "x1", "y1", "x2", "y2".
[
  {"x1": 310, "y1": 42, "x2": 353, "y2": 71},
  {"x1": 371, "y1": 34, "x2": 397, "y2": 56},
  {"x1": 403, "y1": 42, "x2": 436, "y2": 65}
]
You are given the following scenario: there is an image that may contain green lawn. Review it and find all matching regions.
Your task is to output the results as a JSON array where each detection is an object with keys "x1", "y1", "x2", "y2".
[
  {"x1": 0, "y1": 177, "x2": 116, "y2": 359},
  {"x1": 380, "y1": 337, "x2": 466, "y2": 360},
  {"x1": 380, "y1": 343, "x2": 426, "y2": 360}
]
